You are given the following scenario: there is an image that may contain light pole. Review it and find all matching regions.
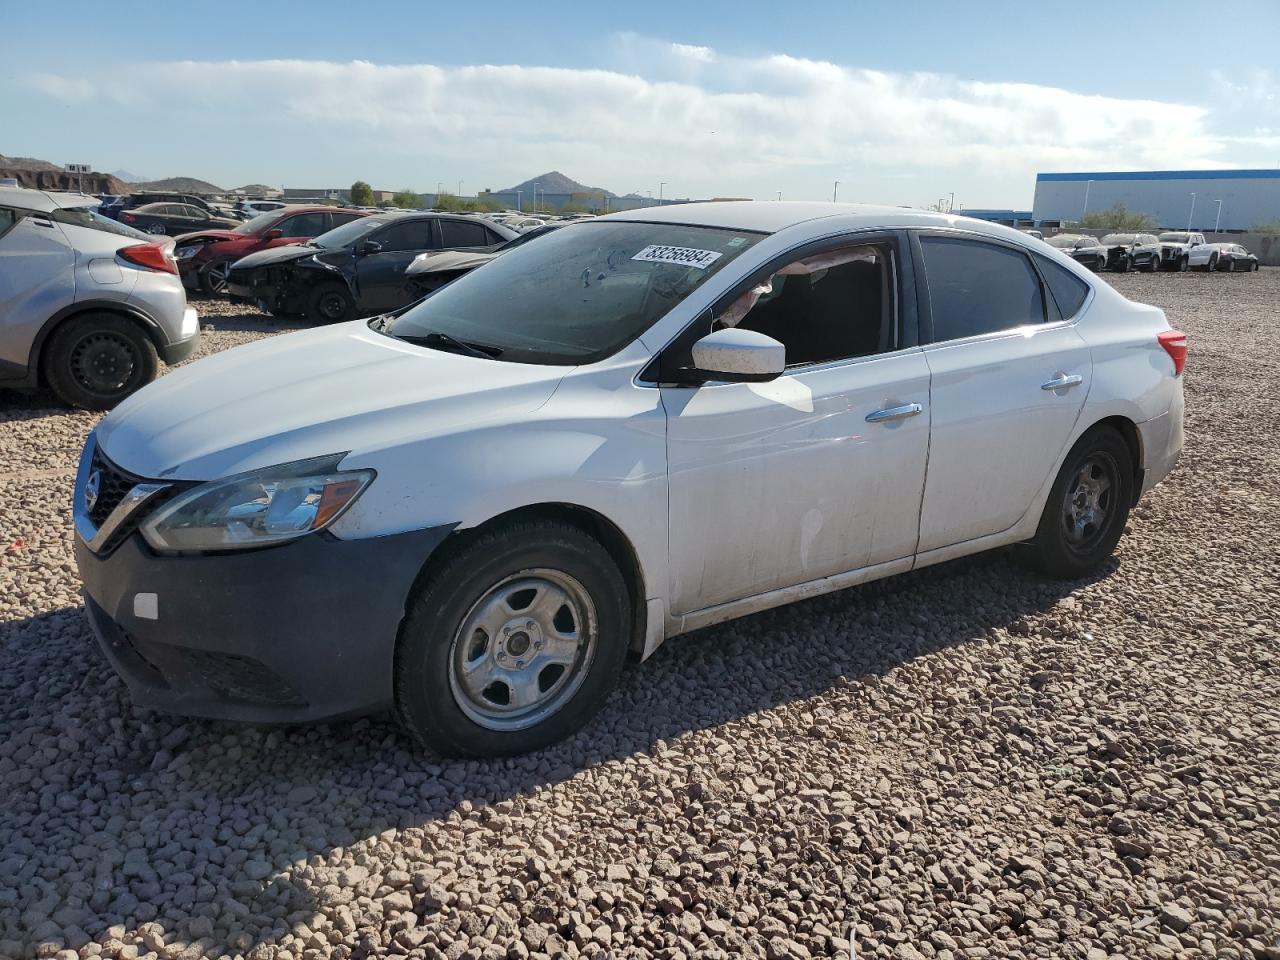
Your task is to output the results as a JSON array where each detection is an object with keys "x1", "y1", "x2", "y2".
[
  {"x1": 833, "y1": 181, "x2": 840, "y2": 202},
  {"x1": 516, "y1": 190, "x2": 522, "y2": 212},
  {"x1": 1081, "y1": 179, "x2": 1093, "y2": 220},
  {"x1": 436, "y1": 181, "x2": 443, "y2": 199},
  {"x1": 948, "y1": 191, "x2": 955, "y2": 213},
  {"x1": 659, "y1": 182, "x2": 666, "y2": 206},
  {"x1": 646, "y1": 190, "x2": 653, "y2": 207},
  {"x1": 777, "y1": 191, "x2": 782, "y2": 201},
  {"x1": 534, "y1": 182, "x2": 540, "y2": 214},
  {"x1": 1213, "y1": 199, "x2": 1223, "y2": 234},
  {"x1": 1186, "y1": 192, "x2": 1197, "y2": 230},
  {"x1": 457, "y1": 180, "x2": 463, "y2": 198}
]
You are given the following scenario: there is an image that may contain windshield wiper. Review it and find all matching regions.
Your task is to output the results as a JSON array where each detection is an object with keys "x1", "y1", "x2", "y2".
[{"x1": 398, "y1": 330, "x2": 503, "y2": 360}]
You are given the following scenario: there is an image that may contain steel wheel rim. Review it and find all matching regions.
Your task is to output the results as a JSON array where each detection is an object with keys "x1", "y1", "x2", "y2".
[
  {"x1": 448, "y1": 568, "x2": 598, "y2": 731},
  {"x1": 69, "y1": 331, "x2": 138, "y2": 394},
  {"x1": 146, "y1": 223, "x2": 166, "y2": 235},
  {"x1": 1061, "y1": 452, "x2": 1118, "y2": 553},
  {"x1": 319, "y1": 292, "x2": 348, "y2": 319},
  {"x1": 207, "y1": 261, "x2": 229, "y2": 293}
]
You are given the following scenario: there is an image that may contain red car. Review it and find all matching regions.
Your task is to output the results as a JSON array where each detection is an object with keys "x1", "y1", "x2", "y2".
[{"x1": 174, "y1": 206, "x2": 369, "y2": 295}]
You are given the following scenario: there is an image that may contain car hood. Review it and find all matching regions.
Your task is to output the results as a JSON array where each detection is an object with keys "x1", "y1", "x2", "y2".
[
  {"x1": 406, "y1": 249, "x2": 500, "y2": 275},
  {"x1": 95, "y1": 322, "x2": 567, "y2": 481},
  {"x1": 175, "y1": 228, "x2": 243, "y2": 243},
  {"x1": 231, "y1": 244, "x2": 323, "y2": 270}
]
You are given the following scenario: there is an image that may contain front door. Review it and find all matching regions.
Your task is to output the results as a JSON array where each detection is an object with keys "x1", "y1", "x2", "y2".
[
  {"x1": 913, "y1": 233, "x2": 1092, "y2": 554},
  {"x1": 354, "y1": 218, "x2": 437, "y2": 312},
  {"x1": 662, "y1": 235, "x2": 931, "y2": 616}
]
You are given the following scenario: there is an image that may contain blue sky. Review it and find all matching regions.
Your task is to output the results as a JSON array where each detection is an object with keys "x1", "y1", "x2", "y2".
[{"x1": 4, "y1": 0, "x2": 1278, "y2": 207}]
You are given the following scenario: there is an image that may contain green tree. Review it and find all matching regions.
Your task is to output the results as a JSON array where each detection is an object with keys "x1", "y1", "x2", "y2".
[
  {"x1": 1079, "y1": 203, "x2": 1155, "y2": 231},
  {"x1": 1251, "y1": 219, "x2": 1280, "y2": 233},
  {"x1": 349, "y1": 180, "x2": 373, "y2": 206},
  {"x1": 392, "y1": 188, "x2": 420, "y2": 208}
]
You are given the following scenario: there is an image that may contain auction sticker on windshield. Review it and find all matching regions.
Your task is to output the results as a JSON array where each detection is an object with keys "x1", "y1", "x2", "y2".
[{"x1": 632, "y1": 245, "x2": 724, "y2": 269}]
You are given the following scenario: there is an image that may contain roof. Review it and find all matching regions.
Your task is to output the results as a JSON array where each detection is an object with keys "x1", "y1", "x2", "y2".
[
  {"x1": 1038, "y1": 169, "x2": 1280, "y2": 183},
  {"x1": 600, "y1": 200, "x2": 1018, "y2": 237},
  {"x1": 0, "y1": 186, "x2": 101, "y2": 213}
]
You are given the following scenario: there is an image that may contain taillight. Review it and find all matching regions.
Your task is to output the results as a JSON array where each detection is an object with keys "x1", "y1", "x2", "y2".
[
  {"x1": 1158, "y1": 330, "x2": 1187, "y2": 376},
  {"x1": 121, "y1": 213, "x2": 135, "y2": 223},
  {"x1": 119, "y1": 242, "x2": 178, "y2": 275}
]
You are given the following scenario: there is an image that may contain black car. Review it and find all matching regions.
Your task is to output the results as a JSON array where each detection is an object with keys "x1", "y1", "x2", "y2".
[
  {"x1": 1210, "y1": 243, "x2": 1260, "y2": 272},
  {"x1": 1045, "y1": 233, "x2": 1108, "y2": 272},
  {"x1": 226, "y1": 213, "x2": 517, "y2": 322},
  {"x1": 403, "y1": 222, "x2": 564, "y2": 298},
  {"x1": 1101, "y1": 233, "x2": 1162, "y2": 272},
  {"x1": 117, "y1": 202, "x2": 239, "y2": 236}
]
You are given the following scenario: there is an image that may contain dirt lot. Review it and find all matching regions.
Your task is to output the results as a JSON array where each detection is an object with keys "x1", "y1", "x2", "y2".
[{"x1": 1, "y1": 273, "x2": 1277, "y2": 960}]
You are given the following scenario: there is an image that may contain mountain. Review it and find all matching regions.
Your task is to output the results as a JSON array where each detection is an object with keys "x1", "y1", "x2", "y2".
[
  {"x1": 111, "y1": 169, "x2": 149, "y2": 183},
  {"x1": 0, "y1": 158, "x2": 129, "y2": 195},
  {"x1": 235, "y1": 183, "x2": 280, "y2": 196},
  {"x1": 134, "y1": 176, "x2": 225, "y2": 194},
  {"x1": 0, "y1": 154, "x2": 64, "y2": 172},
  {"x1": 499, "y1": 171, "x2": 615, "y2": 197}
]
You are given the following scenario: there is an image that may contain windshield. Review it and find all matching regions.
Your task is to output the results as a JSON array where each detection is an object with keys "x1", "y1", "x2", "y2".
[
  {"x1": 1101, "y1": 234, "x2": 1135, "y2": 245},
  {"x1": 385, "y1": 221, "x2": 763, "y2": 364},
  {"x1": 1047, "y1": 235, "x2": 1084, "y2": 249},
  {"x1": 234, "y1": 211, "x2": 283, "y2": 235},
  {"x1": 50, "y1": 207, "x2": 151, "y2": 240},
  {"x1": 311, "y1": 216, "x2": 385, "y2": 249},
  {"x1": 1158, "y1": 233, "x2": 1189, "y2": 243}
]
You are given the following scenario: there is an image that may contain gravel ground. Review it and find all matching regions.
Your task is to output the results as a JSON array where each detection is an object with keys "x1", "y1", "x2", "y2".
[{"x1": 1, "y1": 275, "x2": 1277, "y2": 960}]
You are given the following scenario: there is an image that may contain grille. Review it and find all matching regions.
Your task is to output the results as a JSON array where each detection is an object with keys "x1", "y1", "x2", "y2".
[
  {"x1": 88, "y1": 446, "x2": 141, "y2": 527},
  {"x1": 181, "y1": 650, "x2": 306, "y2": 706}
]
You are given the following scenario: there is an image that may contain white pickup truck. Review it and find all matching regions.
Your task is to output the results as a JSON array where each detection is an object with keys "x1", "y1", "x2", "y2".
[{"x1": 1158, "y1": 232, "x2": 1215, "y2": 271}]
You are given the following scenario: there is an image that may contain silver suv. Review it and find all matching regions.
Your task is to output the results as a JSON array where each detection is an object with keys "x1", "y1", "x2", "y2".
[{"x1": 0, "y1": 187, "x2": 200, "y2": 409}]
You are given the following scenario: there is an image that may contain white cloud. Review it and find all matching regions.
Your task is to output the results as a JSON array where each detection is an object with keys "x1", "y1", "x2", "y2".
[{"x1": 21, "y1": 41, "x2": 1257, "y2": 204}]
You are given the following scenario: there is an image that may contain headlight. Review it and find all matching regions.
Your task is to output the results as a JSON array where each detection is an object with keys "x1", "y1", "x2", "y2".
[
  {"x1": 175, "y1": 245, "x2": 200, "y2": 259},
  {"x1": 140, "y1": 454, "x2": 373, "y2": 553}
]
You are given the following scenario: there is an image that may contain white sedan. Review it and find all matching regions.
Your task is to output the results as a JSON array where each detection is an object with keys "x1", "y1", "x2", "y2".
[{"x1": 73, "y1": 203, "x2": 1185, "y2": 756}]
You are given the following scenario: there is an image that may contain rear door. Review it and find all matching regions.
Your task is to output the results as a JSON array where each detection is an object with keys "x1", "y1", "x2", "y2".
[
  {"x1": 0, "y1": 208, "x2": 74, "y2": 376},
  {"x1": 353, "y1": 217, "x2": 437, "y2": 311},
  {"x1": 913, "y1": 232, "x2": 1092, "y2": 555},
  {"x1": 439, "y1": 218, "x2": 500, "y2": 250}
]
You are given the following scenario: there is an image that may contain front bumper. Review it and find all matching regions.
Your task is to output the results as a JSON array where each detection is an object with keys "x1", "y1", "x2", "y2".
[{"x1": 73, "y1": 449, "x2": 454, "y2": 722}]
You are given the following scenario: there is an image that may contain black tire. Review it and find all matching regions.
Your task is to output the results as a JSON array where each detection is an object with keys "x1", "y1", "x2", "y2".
[
  {"x1": 1253, "y1": 261, "x2": 1260, "y2": 272},
  {"x1": 200, "y1": 258, "x2": 233, "y2": 296},
  {"x1": 1208, "y1": 254, "x2": 1219, "y2": 272},
  {"x1": 1093, "y1": 256, "x2": 1105, "y2": 273},
  {"x1": 1142, "y1": 253, "x2": 1158, "y2": 272},
  {"x1": 395, "y1": 519, "x2": 631, "y2": 757},
  {"x1": 1022, "y1": 427, "x2": 1134, "y2": 580},
  {"x1": 1118, "y1": 256, "x2": 1131, "y2": 273},
  {"x1": 1227, "y1": 259, "x2": 1236, "y2": 273},
  {"x1": 1179, "y1": 256, "x2": 1188, "y2": 272},
  {"x1": 307, "y1": 282, "x2": 356, "y2": 323},
  {"x1": 43, "y1": 313, "x2": 159, "y2": 411}
]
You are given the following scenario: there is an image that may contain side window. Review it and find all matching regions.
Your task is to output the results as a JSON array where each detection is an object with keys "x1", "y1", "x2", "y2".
[
  {"x1": 719, "y1": 241, "x2": 896, "y2": 368},
  {"x1": 278, "y1": 213, "x2": 329, "y2": 238},
  {"x1": 439, "y1": 219, "x2": 492, "y2": 248},
  {"x1": 1034, "y1": 254, "x2": 1090, "y2": 319},
  {"x1": 328, "y1": 212, "x2": 363, "y2": 228},
  {"x1": 373, "y1": 219, "x2": 435, "y2": 252},
  {"x1": 0, "y1": 208, "x2": 17, "y2": 240},
  {"x1": 920, "y1": 237, "x2": 1045, "y2": 342}
]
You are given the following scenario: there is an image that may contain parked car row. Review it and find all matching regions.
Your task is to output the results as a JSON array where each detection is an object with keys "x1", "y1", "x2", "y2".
[{"x1": 1046, "y1": 232, "x2": 1260, "y2": 273}]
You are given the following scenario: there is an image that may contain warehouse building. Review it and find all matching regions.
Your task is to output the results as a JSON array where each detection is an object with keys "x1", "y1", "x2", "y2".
[{"x1": 1032, "y1": 169, "x2": 1280, "y2": 231}]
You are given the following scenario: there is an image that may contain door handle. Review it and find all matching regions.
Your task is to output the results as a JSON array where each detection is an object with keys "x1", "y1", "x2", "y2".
[
  {"x1": 865, "y1": 402, "x2": 923, "y2": 423},
  {"x1": 1041, "y1": 373, "x2": 1084, "y2": 391}
]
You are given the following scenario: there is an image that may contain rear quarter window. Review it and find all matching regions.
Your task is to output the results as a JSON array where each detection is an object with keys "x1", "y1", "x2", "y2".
[
  {"x1": 0, "y1": 208, "x2": 17, "y2": 239},
  {"x1": 1035, "y1": 254, "x2": 1091, "y2": 319}
]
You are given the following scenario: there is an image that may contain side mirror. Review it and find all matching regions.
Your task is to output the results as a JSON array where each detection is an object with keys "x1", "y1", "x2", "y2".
[
  {"x1": 689, "y1": 328, "x2": 785, "y2": 383},
  {"x1": 358, "y1": 240, "x2": 383, "y2": 256},
  {"x1": 263, "y1": 229, "x2": 283, "y2": 240}
]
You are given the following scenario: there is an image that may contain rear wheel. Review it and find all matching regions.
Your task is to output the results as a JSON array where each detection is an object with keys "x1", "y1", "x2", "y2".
[
  {"x1": 1208, "y1": 253, "x2": 1219, "y2": 272},
  {"x1": 1142, "y1": 253, "x2": 1158, "y2": 272},
  {"x1": 145, "y1": 223, "x2": 166, "y2": 235},
  {"x1": 1227, "y1": 258, "x2": 1237, "y2": 272},
  {"x1": 43, "y1": 313, "x2": 159, "y2": 410},
  {"x1": 1022, "y1": 427, "x2": 1134, "y2": 579},
  {"x1": 200, "y1": 259, "x2": 232, "y2": 296},
  {"x1": 307, "y1": 282, "x2": 356, "y2": 323},
  {"x1": 395, "y1": 519, "x2": 631, "y2": 757}
]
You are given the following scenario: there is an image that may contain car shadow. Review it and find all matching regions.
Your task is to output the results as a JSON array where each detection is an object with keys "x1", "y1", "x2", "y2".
[{"x1": 0, "y1": 547, "x2": 1116, "y2": 953}]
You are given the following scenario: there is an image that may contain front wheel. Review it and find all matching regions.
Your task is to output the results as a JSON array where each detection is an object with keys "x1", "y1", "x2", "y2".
[
  {"x1": 1021, "y1": 428, "x2": 1134, "y2": 579},
  {"x1": 307, "y1": 282, "x2": 356, "y2": 323},
  {"x1": 1208, "y1": 254, "x2": 1219, "y2": 272},
  {"x1": 1179, "y1": 256, "x2": 1189, "y2": 272},
  {"x1": 200, "y1": 259, "x2": 232, "y2": 296},
  {"x1": 1143, "y1": 253, "x2": 1158, "y2": 272},
  {"x1": 43, "y1": 313, "x2": 159, "y2": 410},
  {"x1": 395, "y1": 519, "x2": 631, "y2": 757}
]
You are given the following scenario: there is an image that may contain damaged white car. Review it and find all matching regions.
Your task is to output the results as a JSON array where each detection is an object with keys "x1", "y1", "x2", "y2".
[{"x1": 74, "y1": 203, "x2": 1186, "y2": 756}]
